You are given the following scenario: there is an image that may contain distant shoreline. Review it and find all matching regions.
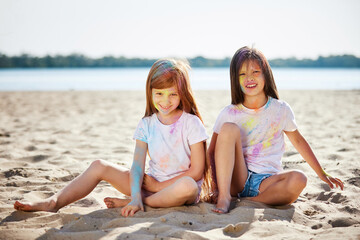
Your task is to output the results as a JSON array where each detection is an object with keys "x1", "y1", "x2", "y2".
[{"x1": 1, "y1": 54, "x2": 360, "y2": 68}]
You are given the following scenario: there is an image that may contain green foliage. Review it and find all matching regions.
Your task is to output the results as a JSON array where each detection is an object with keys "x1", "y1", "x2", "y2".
[
  {"x1": 189, "y1": 56, "x2": 231, "y2": 67},
  {"x1": 269, "y1": 55, "x2": 360, "y2": 68},
  {"x1": 0, "y1": 53, "x2": 359, "y2": 68}
]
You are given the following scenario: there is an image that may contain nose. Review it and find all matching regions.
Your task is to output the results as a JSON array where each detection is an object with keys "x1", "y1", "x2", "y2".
[
  {"x1": 163, "y1": 95, "x2": 170, "y2": 104},
  {"x1": 246, "y1": 74, "x2": 255, "y2": 81}
]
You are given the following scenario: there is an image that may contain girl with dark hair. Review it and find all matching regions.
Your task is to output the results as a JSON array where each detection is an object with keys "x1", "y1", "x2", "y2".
[{"x1": 208, "y1": 46, "x2": 343, "y2": 213}]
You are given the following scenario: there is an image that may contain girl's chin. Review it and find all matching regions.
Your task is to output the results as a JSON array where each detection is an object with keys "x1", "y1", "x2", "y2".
[{"x1": 158, "y1": 109, "x2": 172, "y2": 115}]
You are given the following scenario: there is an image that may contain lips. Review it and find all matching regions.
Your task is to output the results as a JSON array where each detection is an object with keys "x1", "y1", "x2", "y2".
[
  {"x1": 159, "y1": 104, "x2": 171, "y2": 110},
  {"x1": 246, "y1": 83, "x2": 257, "y2": 88}
]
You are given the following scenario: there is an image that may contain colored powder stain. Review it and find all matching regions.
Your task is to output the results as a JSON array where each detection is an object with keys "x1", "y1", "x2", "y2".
[
  {"x1": 243, "y1": 118, "x2": 255, "y2": 130},
  {"x1": 273, "y1": 129, "x2": 282, "y2": 138},
  {"x1": 229, "y1": 107, "x2": 241, "y2": 115},
  {"x1": 250, "y1": 98, "x2": 271, "y2": 114},
  {"x1": 243, "y1": 118, "x2": 257, "y2": 135},
  {"x1": 261, "y1": 124, "x2": 278, "y2": 148},
  {"x1": 261, "y1": 120, "x2": 282, "y2": 149},
  {"x1": 263, "y1": 141, "x2": 271, "y2": 149},
  {"x1": 170, "y1": 120, "x2": 179, "y2": 134},
  {"x1": 175, "y1": 137, "x2": 182, "y2": 146},
  {"x1": 131, "y1": 161, "x2": 143, "y2": 195},
  {"x1": 178, "y1": 163, "x2": 189, "y2": 171},
  {"x1": 270, "y1": 123, "x2": 281, "y2": 139},
  {"x1": 252, "y1": 143, "x2": 262, "y2": 156},
  {"x1": 152, "y1": 61, "x2": 175, "y2": 79},
  {"x1": 170, "y1": 126, "x2": 175, "y2": 134},
  {"x1": 134, "y1": 146, "x2": 146, "y2": 159},
  {"x1": 158, "y1": 155, "x2": 169, "y2": 170},
  {"x1": 239, "y1": 78, "x2": 245, "y2": 93},
  {"x1": 264, "y1": 98, "x2": 271, "y2": 109}
]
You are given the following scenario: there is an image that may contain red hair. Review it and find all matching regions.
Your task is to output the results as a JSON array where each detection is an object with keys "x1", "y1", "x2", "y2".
[
  {"x1": 145, "y1": 59, "x2": 213, "y2": 200},
  {"x1": 144, "y1": 58, "x2": 203, "y2": 121}
]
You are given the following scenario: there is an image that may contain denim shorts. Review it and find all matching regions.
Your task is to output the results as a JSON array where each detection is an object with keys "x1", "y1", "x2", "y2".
[{"x1": 238, "y1": 170, "x2": 273, "y2": 198}]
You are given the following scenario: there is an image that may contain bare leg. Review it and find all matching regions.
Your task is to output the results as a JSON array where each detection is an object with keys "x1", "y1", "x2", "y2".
[
  {"x1": 104, "y1": 176, "x2": 199, "y2": 209},
  {"x1": 213, "y1": 123, "x2": 248, "y2": 213},
  {"x1": 104, "y1": 176, "x2": 198, "y2": 209},
  {"x1": 144, "y1": 176, "x2": 199, "y2": 207},
  {"x1": 14, "y1": 159, "x2": 131, "y2": 212},
  {"x1": 249, "y1": 170, "x2": 307, "y2": 205}
]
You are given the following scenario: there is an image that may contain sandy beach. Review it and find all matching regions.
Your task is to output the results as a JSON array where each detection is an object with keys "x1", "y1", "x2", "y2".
[{"x1": 0, "y1": 90, "x2": 359, "y2": 240}]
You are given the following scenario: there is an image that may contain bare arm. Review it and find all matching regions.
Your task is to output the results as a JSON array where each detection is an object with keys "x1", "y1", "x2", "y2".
[
  {"x1": 285, "y1": 129, "x2": 343, "y2": 190},
  {"x1": 142, "y1": 141, "x2": 206, "y2": 192},
  {"x1": 121, "y1": 140, "x2": 147, "y2": 217}
]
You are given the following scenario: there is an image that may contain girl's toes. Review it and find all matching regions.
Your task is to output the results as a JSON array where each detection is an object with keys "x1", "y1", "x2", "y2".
[{"x1": 212, "y1": 207, "x2": 228, "y2": 214}]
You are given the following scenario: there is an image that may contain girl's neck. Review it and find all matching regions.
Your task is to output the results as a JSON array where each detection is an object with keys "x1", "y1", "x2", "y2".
[
  {"x1": 242, "y1": 94, "x2": 268, "y2": 109},
  {"x1": 156, "y1": 109, "x2": 183, "y2": 125}
]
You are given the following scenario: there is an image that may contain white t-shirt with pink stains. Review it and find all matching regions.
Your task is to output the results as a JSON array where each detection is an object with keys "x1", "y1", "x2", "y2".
[
  {"x1": 133, "y1": 111, "x2": 208, "y2": 188},
  {"x1": 213, "y1": 97, "x2": 297, "y2": 174}
]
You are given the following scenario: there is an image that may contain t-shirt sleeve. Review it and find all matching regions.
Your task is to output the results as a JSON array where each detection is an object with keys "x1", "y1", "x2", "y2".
[
  {"x1": 187, "y1": 115, "x2": 209, "y2": 146},
  {"x1": 283, "y1": 102, "x2": 297, "y2": 132},
  {"x1": 133, "y1": 118, "x2": 148, "y2": 143},
  {"x1": 213, "y1": 106, "x2": 229, "y2": 134}
]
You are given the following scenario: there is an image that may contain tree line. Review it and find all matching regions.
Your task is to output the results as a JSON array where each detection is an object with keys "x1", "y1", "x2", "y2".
[{"x1": 0, "y1": 53, "x2": 359, "y2": 68}]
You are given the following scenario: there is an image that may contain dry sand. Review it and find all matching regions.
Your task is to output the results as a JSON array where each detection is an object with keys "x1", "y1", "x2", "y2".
[{"x1": 0, "y1": 90, "x2": 359, "y2": 240}]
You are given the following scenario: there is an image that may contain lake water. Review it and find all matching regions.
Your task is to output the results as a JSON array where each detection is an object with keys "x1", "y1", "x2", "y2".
[{"x1": 0, "y1": 68, "x2": 359, "y2": 91}]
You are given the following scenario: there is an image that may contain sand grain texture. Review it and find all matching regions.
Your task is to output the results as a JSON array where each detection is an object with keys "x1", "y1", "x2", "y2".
[{"x1": 0, "y1": 90, "x2": 359, "y2": 239}]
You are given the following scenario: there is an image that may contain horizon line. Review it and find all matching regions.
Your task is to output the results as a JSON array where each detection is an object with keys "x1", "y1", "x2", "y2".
[{"x1": 1, "y1": 52, "x2": 360, "y2": 61}]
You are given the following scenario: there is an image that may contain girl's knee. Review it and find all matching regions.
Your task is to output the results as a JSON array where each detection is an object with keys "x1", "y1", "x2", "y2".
[
  {"x1": 288, "y1": 170, "x2": 307, "y2": 191},
  {"x1": 89, "y1": 159, "x2": 109, "y2": 176},
  {"x1": 176, "y1": 176, "x2": 198, "y2": 197},
  {"x1": 91, "y1": 159, "x2": 106, "y2": 168},
  {"x1": 219, "y1": 122, "x2": 241, "y2": 139},
  {"x1": 220, "y1": 122, "x2": 240, "y2": 134}
]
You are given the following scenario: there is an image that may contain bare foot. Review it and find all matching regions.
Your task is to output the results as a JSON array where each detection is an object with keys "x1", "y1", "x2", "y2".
[
  {"x1": 14, "y1": 199, "x2": 57, "y2": 212},
  {"x1": 104, "y1": 197, "x2": 131, "y2": 208},
  {"x1": 212, "y1": 197, "x2": 231, "y2": 214}
]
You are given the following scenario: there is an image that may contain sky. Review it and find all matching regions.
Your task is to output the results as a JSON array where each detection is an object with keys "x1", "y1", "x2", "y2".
[{"x1": 0, "y1": 0, "x2": 359, "y2": 60}]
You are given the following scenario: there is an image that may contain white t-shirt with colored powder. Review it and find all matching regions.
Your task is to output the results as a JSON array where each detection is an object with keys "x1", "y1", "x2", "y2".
[
  {"x1": 213, "y1": 97, "x2": 297, "y2": 174},
  {"x1": 133, "y1": 111, "x2": 208, "y2": 189}
]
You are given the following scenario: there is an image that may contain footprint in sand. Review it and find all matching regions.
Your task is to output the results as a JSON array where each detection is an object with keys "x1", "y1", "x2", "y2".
[
  {"x1": 223, "y1": 223, "x2": 248, "y2": 237},
  {"x1": 283, "y1": 151, "x2": 298, "y2": 157},
  {"x1": 25, "y1": 145, "x2": 37, "y2": 151},
  {"x1": 337, "y1": 148, "x2": 352, "y2": 152},
  {"x1": 311, "y1": 223, "x2": 322, "y2": 229},
  {"x1": 352, "y1": 135, "x2": 360, "y2": 139},
  {"x1": 0, "y1": 140, "x2": 12, "y2": 145},
  {"x1": 4, "y1": 168, "x2": 28, "y2": 178},
  {"x1": 303, "y1": 209, "x2": 319, "y2": 217},
  {"x1": 0, "y1": 132, "x2": 11, "y2": 137},
  {"x1": 21, "y1": 154, "x2": 50, "y2": 162},
  {"x1": 347, "y1": 176, "x2": 360, "y2": 188},
  {"x1": 340, "y1": 206, "x2": 360, "y2": 214},
  {"x1": 328, "y1": 218, "x2": 359, "y2": 228},
  {"x1": 327, "y1": 154, "x2": 343, "y2": 161},
  {"x1": 316, "y1": 192, "x2": 347, "y2": 204}
]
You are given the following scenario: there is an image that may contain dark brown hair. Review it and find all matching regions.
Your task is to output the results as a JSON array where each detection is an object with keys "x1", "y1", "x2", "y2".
[
  {"x1": 230, "y1": 46, "x2": 279, "y2": 104},
  {"x1": 203, "y1": 47, "x2": 280, "y2": 203}
]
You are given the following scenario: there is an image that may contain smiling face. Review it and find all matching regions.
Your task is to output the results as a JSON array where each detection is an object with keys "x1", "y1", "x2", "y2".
[
  {"x1": 239, "y1": 60, "x2": 266, "y2": 98},
  {"x1": 152, "y1": 85, "x2": 181, "y2": 119}
]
